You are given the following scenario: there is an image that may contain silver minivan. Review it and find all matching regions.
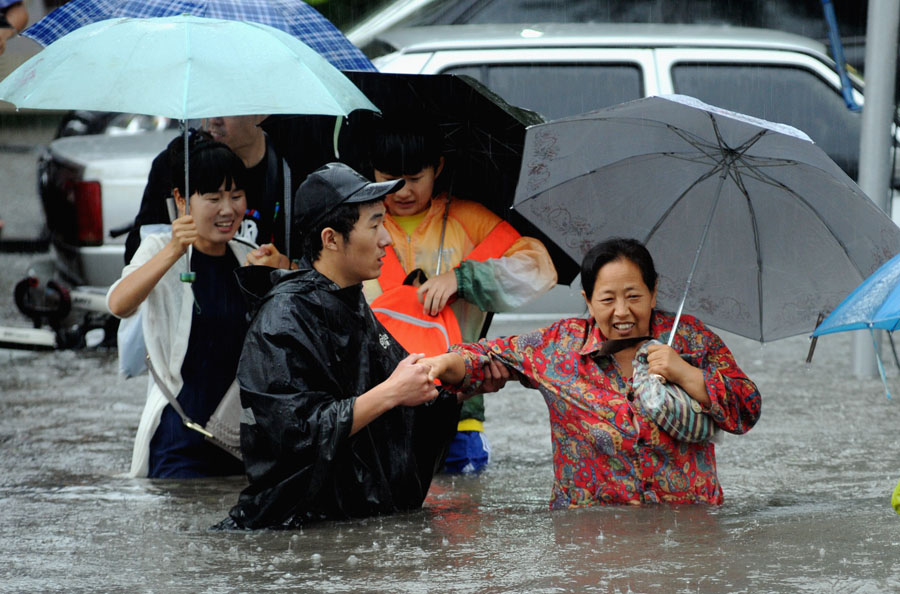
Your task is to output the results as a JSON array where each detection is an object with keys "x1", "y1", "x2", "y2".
[
  {"x1": 373, "y1": 23, "x2": 883, "y2": 185},
  {"x1": 371, "y1": 23, "x2": 897, "y2": 314}
]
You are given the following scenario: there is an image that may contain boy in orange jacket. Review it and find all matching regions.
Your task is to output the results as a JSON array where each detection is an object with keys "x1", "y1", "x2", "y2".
[{"x1": 363, "y1": 119, "x2": 557, "y2": 473}]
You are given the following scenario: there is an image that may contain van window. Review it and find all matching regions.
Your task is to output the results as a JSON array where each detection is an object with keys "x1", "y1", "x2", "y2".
[
  {"x1": 442, "y1": 63, "x2": 643, "y2": 120},
  {"x1": 671, "y1": 63, "x2": 862, "y2": 178}
]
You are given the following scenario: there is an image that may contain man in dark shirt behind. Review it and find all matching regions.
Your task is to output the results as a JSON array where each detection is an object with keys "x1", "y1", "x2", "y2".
[{"x1": 125, "y1": 115, "x2": 293, "y2": 267}]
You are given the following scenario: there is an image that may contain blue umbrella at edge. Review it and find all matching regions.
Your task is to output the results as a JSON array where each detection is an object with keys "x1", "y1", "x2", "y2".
[{"x1": 812, "y1": 251, "x2": 900, "y2": 398}]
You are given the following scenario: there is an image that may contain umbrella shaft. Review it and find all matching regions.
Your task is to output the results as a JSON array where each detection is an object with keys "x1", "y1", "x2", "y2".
[
  {"x1": 182, "y1": 124, "x2": 192, "y2": 281},
  {"x1": 669, "y1": 166, "x2": 729, "y2": 346}
]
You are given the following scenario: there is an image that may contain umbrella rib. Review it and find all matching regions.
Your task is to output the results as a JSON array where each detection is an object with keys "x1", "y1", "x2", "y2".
[
  {"x1": 750, "y1": 163, "x2": 860, "y2": 273},
  {"x1": 182, "y1": 17, "x2": 192, "y2": 122},
  {"x1": 726, "y1": 132, "x2": 835, "y2": 340},
  {"x1": 728, "y1": 165, "x2": 766, "y2": 339},
  {"x1": 669, "y1": 125, "x2": 730, "y2": 161},
  {"x1": 653, "y1": 118, "x2": 768, "y2": 339},
  {"x1": 644, "y1": 161, "x2": 727, "y2": 242},
  {"x1": 644, "y1": 121, "x2": 748, "y2": 243}
]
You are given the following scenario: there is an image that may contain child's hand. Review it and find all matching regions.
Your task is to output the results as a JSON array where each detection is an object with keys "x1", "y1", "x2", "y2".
[{"x1": 417, "y1": 270, "x2": 458, "y2": 316}]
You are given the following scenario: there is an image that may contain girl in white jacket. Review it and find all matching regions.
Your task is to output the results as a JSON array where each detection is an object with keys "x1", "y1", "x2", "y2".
[{"x1": 108, "y1": 132, "x2": 254, "y2": 478}]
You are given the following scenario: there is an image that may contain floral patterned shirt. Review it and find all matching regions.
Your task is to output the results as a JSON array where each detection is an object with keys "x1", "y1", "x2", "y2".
[{"x1": 449, "y1": 310, "x2": 761, "y2": 508}]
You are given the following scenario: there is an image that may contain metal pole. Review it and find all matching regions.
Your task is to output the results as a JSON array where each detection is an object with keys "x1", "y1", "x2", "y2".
[{"x1": 853, "y1": 0, "x2": 900, "y2": 378}]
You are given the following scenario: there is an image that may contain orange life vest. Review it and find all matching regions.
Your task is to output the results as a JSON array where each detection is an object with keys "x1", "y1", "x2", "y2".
[{"x1": 371, "y1": 219, "x2": 520, "y2": 356}]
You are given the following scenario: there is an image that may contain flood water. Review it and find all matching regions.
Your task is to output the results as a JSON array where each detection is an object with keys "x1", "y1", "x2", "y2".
[
  {"x1": 2, "y1": 270, "x2": 900, "y2": 593},
  {"x1": 2, "y1": 117, "x2": 900, "y2": 593}
]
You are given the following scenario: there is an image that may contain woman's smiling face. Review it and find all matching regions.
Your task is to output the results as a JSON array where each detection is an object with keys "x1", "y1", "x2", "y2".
[
  {"x1": 584, "y1": 257, "x2": 657, "y2": 340},
  {"x1": 177, "y1": 179, "x2": 246, "y2": 255}
]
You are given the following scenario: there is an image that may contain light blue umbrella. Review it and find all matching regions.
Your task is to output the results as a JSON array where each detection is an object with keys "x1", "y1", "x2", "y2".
[
  {"x1": 812, "y1": 251, "x2": 900, "y2": 398},
  {"x1": 0, "y1": 15, "x2": 379, "y2": 281},
  {"x1": 0, "y1": 15, "x2": 377, "y2": 119},
  {"x1": 22, "y1": 0, "x2": 376, "y2": 72}
]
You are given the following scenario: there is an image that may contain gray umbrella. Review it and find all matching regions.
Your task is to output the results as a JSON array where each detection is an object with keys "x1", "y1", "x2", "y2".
[{"x1": 514, "y1": 94, "x2": 900, "y2": 342}]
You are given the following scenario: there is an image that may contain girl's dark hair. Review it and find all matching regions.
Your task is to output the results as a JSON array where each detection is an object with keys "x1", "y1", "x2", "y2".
[
  {"x1": 370, "y1": 117, "x2": 443, "y2": 176},
  {"x1": 300, "y1": 202, "x2": 364, "y2": 262},
  {"x1": 167, "y1": 129, "x2": 248, "y2": 197},
  {"x1": 581, "y1": 237, "x2": 658, "y2": 297}
]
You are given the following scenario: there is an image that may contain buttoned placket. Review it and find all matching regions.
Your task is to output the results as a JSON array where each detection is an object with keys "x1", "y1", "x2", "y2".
[{"x1": 603, "y1": 355, "x2": 655, "y2": 502}]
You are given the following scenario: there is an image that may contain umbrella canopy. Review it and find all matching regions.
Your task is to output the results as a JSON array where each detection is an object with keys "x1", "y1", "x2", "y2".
[
  {"x1": 0, "y1": 15, "x2": 378, "y2": 283},
  {"x1": 514, "y1": 94, "x2": 900, "y2": 342},
  {"x1": 812, "y1": 251, "x2": 900, "y2": 335},
  {"x1": 811, "y1": 252, "x2": 900, "y2": 398},
  {"x1": 21, "y1": 0, "x2": 376, "y2": 72},
  {"x1": 0, "y1": 15, "x2": 377, "y2": 119},
  {"x1": 263, "y1": 71, "x2": 580, "y2": 284}
]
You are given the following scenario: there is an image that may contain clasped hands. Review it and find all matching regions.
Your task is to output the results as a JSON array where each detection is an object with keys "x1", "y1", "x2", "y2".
[
  {"x1": 382, "y1": 352, "x2": 511, "y2": 406},
  {"x1": 418, "y1": 352, "x2": 510, "y2": 397}
]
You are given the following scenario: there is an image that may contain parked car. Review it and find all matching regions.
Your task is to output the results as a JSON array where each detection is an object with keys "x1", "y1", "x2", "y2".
[
  {"x1": 373, "y1": 23, "x2": 891, "y2": 184},
  {"x1": 53, "y1": 110, "x2": 175, "y2": 138},
  {"x1": 36, "y1": 129, "x2": 178, "y2": 287},
  {"x1": 347, "y1": 0, "x2": 868, "y2": 71},
  {"x1": 11, "y1": 127, "x2": 178, "y2": 348},
  {"x1": 17, "y1": 22, "x2": 898, "y2": 342},
  {"x1": 370, "y1": 22, "x2": 899, "y2": 314}
]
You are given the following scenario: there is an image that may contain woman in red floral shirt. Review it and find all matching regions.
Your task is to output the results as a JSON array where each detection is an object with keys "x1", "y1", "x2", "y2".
[{"x1": 424, "y1": 238, "x2": 761, "y2": 508}]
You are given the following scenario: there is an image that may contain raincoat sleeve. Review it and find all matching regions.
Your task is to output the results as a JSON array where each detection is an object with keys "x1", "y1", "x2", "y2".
[
  {"x1": 677, "y1": 315, "x2": 761, "y2": 435},
  {"x1": 453, "y1": 202, "x2": 557, "y2": 312},
  {"x1": 234, "y1": 297, "x2": 357, "y2": 525}
]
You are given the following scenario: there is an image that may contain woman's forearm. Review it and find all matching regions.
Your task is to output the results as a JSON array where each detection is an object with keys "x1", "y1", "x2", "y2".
[
  {"x1": 108, "y1": 243, "x2": 183, "y2": 317},
  {"x1": 674, "y1": 364, "x2": 711, "y2": 408}
]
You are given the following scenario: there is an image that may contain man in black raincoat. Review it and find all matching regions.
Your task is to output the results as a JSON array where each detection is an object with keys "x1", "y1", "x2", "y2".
[{"x1": 223, "y1": 163, "x2": 461, "y2": 529}]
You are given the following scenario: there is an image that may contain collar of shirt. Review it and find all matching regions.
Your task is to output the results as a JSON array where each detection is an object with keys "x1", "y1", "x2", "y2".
[{"x1": 577, "y1": 309, "x2": 674, "y2": 359}]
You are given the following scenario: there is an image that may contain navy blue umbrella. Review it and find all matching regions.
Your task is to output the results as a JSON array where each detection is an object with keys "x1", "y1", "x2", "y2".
[{"x1": 23, "y1": 0, "x2": 376, "y2": 72}]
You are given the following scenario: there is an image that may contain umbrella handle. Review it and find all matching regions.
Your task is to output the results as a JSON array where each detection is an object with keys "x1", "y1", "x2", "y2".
[
  {"x1": 180, "y1": 123, "x2": 195, "y2": 283},
  {"x1": 870, "y1": 327, "x2": 892, "y2": 399},
  {"x1": 435, "y1": 198, "x2": 451, "y2": 276},
  {"x1": 806, "y1": 312, "x2": 827, "y2": 363},
  {"x1": 332, "y1": 115, "x2": 342, "y2": 159}
]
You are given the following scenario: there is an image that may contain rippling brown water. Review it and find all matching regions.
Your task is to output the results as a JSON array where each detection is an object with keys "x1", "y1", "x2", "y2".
[
  {"x1": 2, "y1": 117, "x2": 899, "y2": 593},
  {"x1": 2, "y1": 285, "x2": 899, "y2": 593}
]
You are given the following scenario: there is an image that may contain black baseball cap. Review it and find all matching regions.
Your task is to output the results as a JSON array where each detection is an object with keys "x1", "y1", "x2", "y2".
[{"x1": 293, "y1": 162, "x2": 404, "y2": 234}]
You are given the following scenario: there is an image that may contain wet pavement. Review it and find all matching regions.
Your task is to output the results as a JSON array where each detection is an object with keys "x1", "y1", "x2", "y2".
[{"x1": 2, "y1": 115, "x2": 900, "y2": 593}]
